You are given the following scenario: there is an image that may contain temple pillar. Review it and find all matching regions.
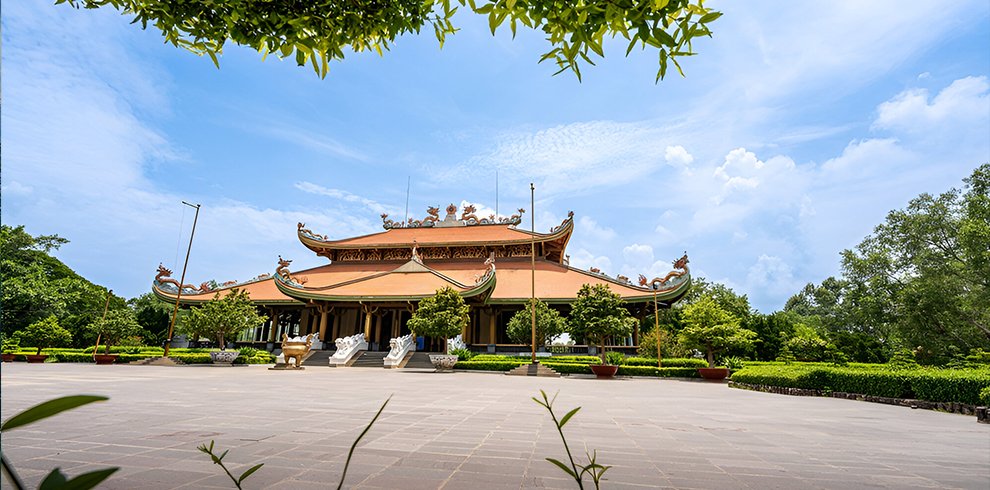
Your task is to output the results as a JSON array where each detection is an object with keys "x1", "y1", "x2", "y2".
[
  {"x1": 300, "y1": 309, "x2": 311, "y2": 336},
  {"x1": 488, "y1": 309, "x2": 497, "y2": 344},
  {"x1": 268, "y1": 310, "x2": 278, "y2": 343},
  {"x1": 374, "y1": 313, "x2": 383, "y2": 346},
  {"x1": 331, "y1": 313, "x2": 340, "y2": 341},
  {"x1": 363, "y1": 310, "x2": 372, "y2": 339},
  {"x1": 318, "y1": 306, "x2": 330, "y2": 342}
]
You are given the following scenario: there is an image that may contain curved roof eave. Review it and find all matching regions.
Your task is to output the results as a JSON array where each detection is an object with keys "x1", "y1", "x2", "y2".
[
  {"x1": 271, "y1": 265, "x2": 498, "y2": 303},
  {"x1": 151, "y1": 282, "x2": 303, "y2": 307}
]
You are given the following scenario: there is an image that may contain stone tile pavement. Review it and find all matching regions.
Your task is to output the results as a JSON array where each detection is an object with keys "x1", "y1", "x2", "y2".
[{"x1": 1, "y1": 363, "x2": 987, "y2": 489}]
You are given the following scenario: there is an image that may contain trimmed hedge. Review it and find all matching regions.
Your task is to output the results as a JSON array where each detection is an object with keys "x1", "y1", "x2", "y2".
[
  {"x1": 731, "y1": 365, "x2": 990, "y2": 406},
  {"x1": 980, "y1": 386, "x2": 990, "y2": 406},
  {"x1": 454, "y1": 360, "x2": 526, "y2": 371},
  {"x1": 620, "y1": 357, "x2": 708, "y2": 368},
  {"x1": 452, "y1": 361, "x2": 700, "y2": 378}
]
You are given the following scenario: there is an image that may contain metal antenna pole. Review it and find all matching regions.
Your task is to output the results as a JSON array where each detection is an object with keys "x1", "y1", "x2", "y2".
[
  {"x1": 404, "y1": 176, "x2": 411, "y2": 223},
  {"x1": 654, "y1": 287, "x2": 662, "y2": 368},
  {"x1": 530, "y1": 183, "x2": 537, "y2": 364},
  {"x1": 164, "y1": 201, "x2": 201, "y2": 357}
]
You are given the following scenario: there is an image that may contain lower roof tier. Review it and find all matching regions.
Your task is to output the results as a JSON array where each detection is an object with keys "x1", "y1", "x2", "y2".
[{"x1": 153, "y1": 256, "x2": 690, "y2": 306}]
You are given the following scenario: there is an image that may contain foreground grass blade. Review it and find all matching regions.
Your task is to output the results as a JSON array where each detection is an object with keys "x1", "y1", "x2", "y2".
[
  {"x1": 337, "y1": 395, "x2": 392, "y2": 490},
  {"x1": 1, "y1": 396, "x2": 108, "y2": 431}
]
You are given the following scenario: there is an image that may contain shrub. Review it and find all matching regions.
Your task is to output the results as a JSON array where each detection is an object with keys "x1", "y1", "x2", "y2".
[
  {"x1": 619, "y1": 357, "x2": 707, "y2": 368},
  {"x1": 2, "y1": 333, "x2": 21, "y2": 353},
  {"x1": 731, "y1": 365, "x2": 990, "y2": 405},
  {"x1": 21, "y1": 316, "x2": 73, "y2": 355},
  {"x1": 887, "y1": 348, "x2": 920, "y2": 369},
  {"x1": 678, "y1": 297, "x2": 755, "y2": 368},
  {"x1": 88, "y1": 309, "x2": 143, "y2": 355},
  {"x1": 546, "y1": 355, "x2": 601, "y2": 364},
  {"x1": 604, "y1": 351, "x2": 624, "y2": 365},
  {"x1": 568, "y1": 284, "x2": 636, "y2": 364},
  {"x1": 83, "y1": 345, "x2": 163, "y2": 354},
  {"x1": 238, "y1": 347, "x2": 262, "y2": 358},
  {"x1": 182, "y1": 289, "x2": 265, "y2": 352},
  {"x1": 721, "y1": 356, "x2": 745, "y2": 370},
  {"x1": 450, "y1": 348, "x2": 474, "y2": 361},
  {"x1": 615, "y1": 366, "x2": 700, "y2": 377},
  {"x1": 454, "y1": 360, "x2": 525, "y2": 371},
  {"x1": 980, "y1": 386, "x2": 990, "y2": 407}
]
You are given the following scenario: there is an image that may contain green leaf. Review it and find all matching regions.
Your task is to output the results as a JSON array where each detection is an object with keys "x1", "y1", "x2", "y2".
[
  {"x1": 558, "y1": 407, "x2": 581, "y2": 427},
  {"x1": 545, "y1": 458, "x2": 577, "y2": 478},
  {"x1": 238, "y1": 463, "x2": 264, "y2": 484},
  {"x1": 699, "y1": 12, "x2": 722, "y2": 23},
  {"x1": 2, "y1": 395, "x2": 108, "y2": 431},
  {"x1": 40, "y1": 468, "x2": 118, "y2": 490}
]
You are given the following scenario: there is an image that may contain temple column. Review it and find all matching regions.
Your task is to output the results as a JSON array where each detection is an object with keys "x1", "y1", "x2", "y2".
[
  {"x1": 318, "y1": 305, "x2": 330, "y2": 342},
  {"x1": 331, "y1": 313, "x2": 340, "y2": 341},
  {"x1": 300, "y1": 309, "x2": 311, "y2": 336},
  {"x1": 374, "y1": 313, "x2": 383, "y2": 347},
  {"x1": 488, "y1": 309, "x2": 497, "y2": 344},
  {"x1": 391, "y1": 310, "x2": 399, "y2": 338},
  {"x1": 268, "y1": 309, "x2": 278, "y2": 343}
]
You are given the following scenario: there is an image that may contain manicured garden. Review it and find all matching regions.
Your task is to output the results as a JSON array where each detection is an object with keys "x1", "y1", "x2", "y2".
[
  {"x1": 452, "y1": 353, "x2": 706, "y2": 377},
  {"x1": 1, "y1": 346, "x2": 275, "y2": 365}
]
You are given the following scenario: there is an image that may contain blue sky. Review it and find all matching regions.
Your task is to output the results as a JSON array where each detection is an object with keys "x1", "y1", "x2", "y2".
[{"x1": 2, "y1": 0, "x2": 989, "y2": 312}]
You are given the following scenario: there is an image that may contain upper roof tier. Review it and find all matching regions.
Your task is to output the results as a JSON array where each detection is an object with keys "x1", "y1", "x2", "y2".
[{"x1": 298, "y1": 204, "x2": 574, "y2": 263}]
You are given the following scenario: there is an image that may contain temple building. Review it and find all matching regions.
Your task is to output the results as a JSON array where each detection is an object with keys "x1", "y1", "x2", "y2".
[{"x1": 152, "y1": 203, "x2": 691, "y2": 353}]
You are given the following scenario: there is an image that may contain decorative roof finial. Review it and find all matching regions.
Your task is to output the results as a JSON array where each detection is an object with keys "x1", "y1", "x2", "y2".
[{"x1": 411, "y1": 240, "x2": 421, "y2": 263}]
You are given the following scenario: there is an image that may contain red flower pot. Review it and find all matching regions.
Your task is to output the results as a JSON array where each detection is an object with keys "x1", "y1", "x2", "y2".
[
  {"x1": 697, "y1": 367, "x2": 729, "y2": 380},
  {"x1": 25, "y1": 354, "x2": 48, "y2": 363},
  {"x1": 1, "y1": 353, "x2": 16, "y2": 362},
  {"x1": 93, "y1": 354, "x2": 118, "y2": 365},
  {"x1": 590, "y1": 364, "x2": 619, "y2": 379}
]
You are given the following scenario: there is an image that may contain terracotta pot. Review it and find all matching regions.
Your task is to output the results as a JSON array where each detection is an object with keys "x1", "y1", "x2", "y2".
[
  {"x1": 590, "y1": 364, "x2": 619, "y2": 379},
  {"x1": 697, "y1": 367, "x2": 730, "y2": 380},
  {"x1": 93, "y1": 354, "x2": 118, "y2": 365},
  {"x1": 25, "y1": 354, "x2": 48, "y2": 364},
  {"x1": 1, "y1": 353, "x2": 15, "y2": 362}
]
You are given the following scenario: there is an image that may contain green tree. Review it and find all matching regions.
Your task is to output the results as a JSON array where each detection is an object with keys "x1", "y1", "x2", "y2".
[
  {"x1": 677, "y1": 296, "x2": 755, "y2": 368},
  {"x1": 129, "y1": 292, "x2": 174, "y2": 345},
  {"x1": 89, "y1": 309, "x2": 144, "y2": 354},
  {"x1": 21, "y1": 316, "x2": 73, "y2": 355},
  {"x1": 0, "y1": 225, "x2": 125, "y2": 344},
  {"x1": 568, "y1": 284, "x2": 636, "y2": 364},
  {"x1": 506, "y1": 300, "x2": 566, "y2": 347},
  {"x1": 840, "y1": 164, "x2": 990, "y2": 363},
  {"x1": 678, "y1": 276, "x2": 752, "y2": 321},
  {"x1": 741, "y1": 312, "x2": 797, "y2": 361},
  {"x1": 182, "y1": 289, "x2": 266, "y2": 351},
  {"x1": 407, "y1": 286, "x2": 470, "y2": 353},
  {"x1": 60, "y1": 0, "x2": 721, "y2": 82}
]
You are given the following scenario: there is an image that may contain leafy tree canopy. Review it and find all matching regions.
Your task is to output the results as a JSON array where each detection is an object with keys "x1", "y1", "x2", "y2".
[
  {"x1": 1, "y1": 225, "x2": 125, "y2": 343},
  {"x1": 677, "y1": 296, "x2": 755, "y2": 368},
  {"x1": 128, "y1": 292, "x2": 175, "y2": 345},
  {"x1": 506, "y1": 300, "x2": 567, "y2": 347},
  {"x1": 181, "y1": 289, "x2": 265, "y2": 350},
  {"x1": 568, "y1": 283, "x2": 636, "y2": 363},
  {"x1": 59, "y1": 0, "x2": 721, "y2": 82},
  {"x1": 89, "y1": 309, "x2": 144, "y2": 354},
  {"x1": 407, "y1": 286, "x2": 470, "y2": 352},
  {"x1": 21, "y1": 316, "x2": 74, "y2": 355}
]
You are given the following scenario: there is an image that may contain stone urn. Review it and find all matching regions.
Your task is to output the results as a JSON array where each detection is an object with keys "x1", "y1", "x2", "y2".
[
  {"x1": 429, "y1": 354, "x2": 459, "y2": 372},
  {"x1": 93, "y1": 354, "x2": 118, "y2": 365},
  {"x1": 589, "y1": 364, "x2": 619, "y2": 379},
  {"x1": 210, "y1": 351, "x2": 240, "y2": 366},
  {"x1": 697, "y1": 367, "x2": 730, "y2": 380}
]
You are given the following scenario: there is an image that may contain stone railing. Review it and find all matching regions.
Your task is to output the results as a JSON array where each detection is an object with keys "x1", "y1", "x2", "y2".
[
  {"x1": 447, "y1": 334, "x2": 466, "y2": 352},
  {"x1": 329, "y1": 333, "x2": 367, "y2": 366},
  {"x1": 383, "y1": 334, "x2": 416, "y2": 368}
]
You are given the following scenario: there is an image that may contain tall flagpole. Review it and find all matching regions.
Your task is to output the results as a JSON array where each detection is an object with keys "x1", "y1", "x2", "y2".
[
  {"x1": 92, "y1": 289, "x2": 113, "y2": 358},
  {"x1": 164, "y1": 201, "x2": 201, "y2": 358},
  {"x1": 530, "y1": 183, "x2": 537, "y2": 364}
]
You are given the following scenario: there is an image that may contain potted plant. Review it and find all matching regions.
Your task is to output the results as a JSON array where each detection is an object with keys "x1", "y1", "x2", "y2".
[
  {"x1": 568, "y1": 284, "x2": 636, "y2": 379},
  {"x1": 2, "y1": 333, "x2": 20, "y2": 362},
  {"x1": 183, "y1": 289, "x2": 265, "y2": 365},
  {"x1": 407, "y1": 286, "x2": 469, "y2": 372},
  {"x1": 88, "y1": 309, "x2": 143, "y2": 364},
  {"x1": 20, "y1": 316, "x2": 72, "y2": 363},
  {"x1": 677, "y1": 297, "x2": 756, "y2": 380}
]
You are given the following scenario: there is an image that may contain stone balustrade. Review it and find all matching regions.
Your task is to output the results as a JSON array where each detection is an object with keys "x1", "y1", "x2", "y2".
[
  {"x1": 383, "y1": 333, "x2": 416, "y2": 368},
  {"x1": 329, "y1": 333, "x2": 367, "y2": 366}
]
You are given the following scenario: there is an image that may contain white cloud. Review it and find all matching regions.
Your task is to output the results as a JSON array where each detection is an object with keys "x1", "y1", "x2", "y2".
[
  {"x1": 664, "y1": 145, "x2": 694, "y2": 167},
  {"x1": 746, "y1": 255, "x2": 800, "y2": 296},
  {"x1": 295, "y1": 181, "x2": 392, "y2": 215},
  {"x1": 622, "y1": 243, "x2": 654, "y2": 266},
  {"x1": 577, "y1": 216, "x2": 616, "y2": 243},
  {"x1": 873, "y1": 76, "x2": 990, "y2": 134},
  {"x1": 568, "y1": 248, "x2": 612, "y2": 274}
]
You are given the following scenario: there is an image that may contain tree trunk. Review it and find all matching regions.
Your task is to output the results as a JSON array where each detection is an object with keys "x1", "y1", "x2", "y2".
[
  {"x1": 600, "y1": 341, "x2": 606, "y2": 365},
  {"x1": 706, "y1": 343, "x2": 714, "y2": 368},
  {"x1": 218, "y1": 333, "x2": 225, "y2": 351}
]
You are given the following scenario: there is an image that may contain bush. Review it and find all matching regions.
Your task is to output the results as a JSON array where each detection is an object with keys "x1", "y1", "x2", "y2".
[
  {"x1": 721, "y1": 356, "x2": 745, "y2": 370},
  {"x1": 620, "y1": 357, "x2": 707, "y2": 368},
  {"x1": 21, "y1": 316, "x2": 73, "y2": 355},
  {"x1": 731, "y1": 365, "x2": 990, "y2": 405},
  {"x1": 238, "y1": 347, "x2": 262, "y2": 357},
  {"x1": 454, "y1": 360, "x2": 526, "y2": 371},
  {"x1": 83, "y1": 345, "x2": 163, "y2": 354},
  {"x1": 450, "y1": 348, "x2": 474, "y2": 361},
  {"x1": 604, "y1": 351, "x2": 624, "y2": 365},
  {"x1": 980, "y1": 386, "x2": 990, "y2": 407},
  {"x1": 546, "y1": 355, "x2": 601, "y2": 364},
  {"x1": 470, "y1": 354, "x2": 522, "y2": 362}
]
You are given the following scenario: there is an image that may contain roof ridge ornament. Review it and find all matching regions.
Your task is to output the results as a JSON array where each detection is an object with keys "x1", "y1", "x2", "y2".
[
  {"x1": 381, "y1": 203, "x2": 525, "y2": 229},
  {"x1": 297, "y1": 222, "x2": 326, "y2": 240},
  {"x1": 550, "y1": 211, "x2": 574, "y2": 233},
  {"x1": 411, "y1": 241, "x2": 422, "y2": 263},
  {"x1": 638, "y1": 253, "x2": 690, "y2": 290},
  {"x1": 276, "y1": 255, "x2": 307, "y2": 286}
]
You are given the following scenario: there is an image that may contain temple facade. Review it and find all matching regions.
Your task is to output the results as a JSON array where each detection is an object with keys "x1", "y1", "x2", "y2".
[{"x1": 152, "y1": 203, "x2": 691, "y2": 353}]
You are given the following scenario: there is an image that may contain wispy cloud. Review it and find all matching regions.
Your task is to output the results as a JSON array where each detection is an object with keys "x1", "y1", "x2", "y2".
[{"x1": 295, "y1": 181, "x2": 393, "y2": 215}]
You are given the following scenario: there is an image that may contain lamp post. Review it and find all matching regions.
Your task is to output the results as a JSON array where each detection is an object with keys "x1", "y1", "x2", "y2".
[
  {"x1": 92, "y1": 289, "x2": 113, "y2": 359},
  {"x1": 164, "y1": 201, "x2": 201, "y2": 358},
  {"x1": 530, "y1": 182, "x2": 537, "y2": 365},
  {"x1": 653, "y1": 285, "x2": 662, "y2": 369}
]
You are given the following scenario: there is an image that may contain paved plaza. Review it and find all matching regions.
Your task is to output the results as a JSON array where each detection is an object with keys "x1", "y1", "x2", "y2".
[{"x1": 1, "y1": 363, "x2": 988, "y2": 489}]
